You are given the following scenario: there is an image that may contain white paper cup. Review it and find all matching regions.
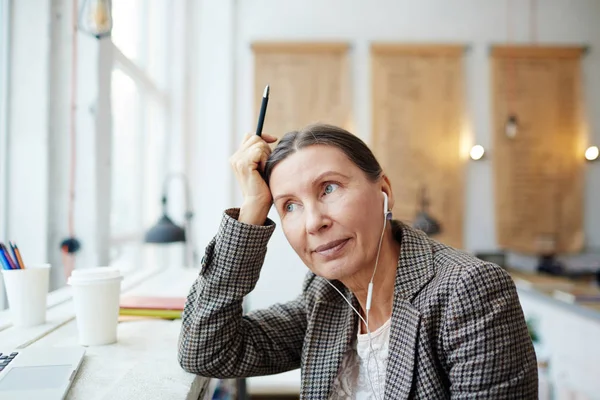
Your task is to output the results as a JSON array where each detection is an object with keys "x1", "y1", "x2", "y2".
[
  {"x1": 68, "y1": 267, "x2": 123, "y2": 346},
  {"x1": 1, "y1": 263, "x2": 50, "y2": 327}
]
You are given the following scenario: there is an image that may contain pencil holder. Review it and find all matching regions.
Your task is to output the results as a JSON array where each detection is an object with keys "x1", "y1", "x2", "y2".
[{"x1": 1, "y1": 264, "x2": 50, "y2": 327}]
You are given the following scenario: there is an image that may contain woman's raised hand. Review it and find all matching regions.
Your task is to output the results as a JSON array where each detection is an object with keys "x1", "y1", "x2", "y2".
[{"x1": 229, "y1": 133, "x2": 278, "y2": 225}]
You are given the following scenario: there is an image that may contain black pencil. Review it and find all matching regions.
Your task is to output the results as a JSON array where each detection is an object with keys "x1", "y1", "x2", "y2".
[{"x1": 256, "y1": 84, "x2": 269, "y2": 136}]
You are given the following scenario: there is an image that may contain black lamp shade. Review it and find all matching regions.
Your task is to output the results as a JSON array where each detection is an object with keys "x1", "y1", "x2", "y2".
[
  {"x1": 413, "y1": 211, "x2": 442, "y2": 236},
  {"x1": 412, "y1": 185, "x2": 442, "y2": 236},
  {"x1": 145, "y1": 214, "x2": 186, "y2": 244}
]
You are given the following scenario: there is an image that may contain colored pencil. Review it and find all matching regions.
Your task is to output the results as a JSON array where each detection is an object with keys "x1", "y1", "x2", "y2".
[
  {"x1": 0, "y1": 249, "x2": 10, "y2": 270},
  {"x1": 11, "y1": 242, "x2": 25, "y2": 269},
  {"x1": 0, "y1": 243, "x2": 17, "y2": 269}
]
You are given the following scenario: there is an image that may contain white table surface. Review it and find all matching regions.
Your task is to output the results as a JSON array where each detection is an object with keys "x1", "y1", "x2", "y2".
[
  {"x1": 0, "y1": 266, "x2": 210, "y2": 400},
  {"x1": 247, "y1": 369, "x2": 301, "y2": 395}
]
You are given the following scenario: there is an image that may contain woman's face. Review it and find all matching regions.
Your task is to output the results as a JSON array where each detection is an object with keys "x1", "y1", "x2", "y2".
[{"x1": 269, "y1": 145, "x2": 392, "y2": 281}]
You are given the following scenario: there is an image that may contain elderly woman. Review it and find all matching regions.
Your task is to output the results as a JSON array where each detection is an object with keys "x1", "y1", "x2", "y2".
[{"x1": 178, "y1": 123, "x2": 538, "y2": 399}]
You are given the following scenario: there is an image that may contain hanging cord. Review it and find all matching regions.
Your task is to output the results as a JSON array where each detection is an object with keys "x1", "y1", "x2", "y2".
[
  {"x1": 62, "y1": 0, "x2": 79, "y2": 279},
  {"x1": 530, "y1": 0, "x2": 538, "y2": 45},
  {"x1": 505, "y1": 0, "x2": 515, "y2": 117}
]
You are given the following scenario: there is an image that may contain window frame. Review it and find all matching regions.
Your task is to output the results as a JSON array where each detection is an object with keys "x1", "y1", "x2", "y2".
[
  {"x1": 0, "y1": 0, "x2": 10, "y2": 309},
  {"x1": 0, "y1": 0, "x2": 11, "y2": 241},
  {"x1": 107, "y1": 1, "x2": 176, "y2": 271}
]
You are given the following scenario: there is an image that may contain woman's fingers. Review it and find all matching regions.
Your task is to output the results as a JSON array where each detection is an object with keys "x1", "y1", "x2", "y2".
[
  {"x1": 260, "y1": 134, "x2": 278, "y2": 143},
  {"x1": 240, "y1": 133, "x2": 278, "y2": 148},
  {"x1": 230, "y1": 133, "x2": 277, "y2": 225}
]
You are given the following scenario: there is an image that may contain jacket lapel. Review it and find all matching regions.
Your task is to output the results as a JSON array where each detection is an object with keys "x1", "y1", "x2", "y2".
[
  {"x1": 301, "y1": 283, "x2": 357, "y2": 399},
  {"x1": 385, "y1": 299, "x2": 421, "y2": 399},
  {"x1": 384, "y1": 222, "x2": 435, "y2": 399}
]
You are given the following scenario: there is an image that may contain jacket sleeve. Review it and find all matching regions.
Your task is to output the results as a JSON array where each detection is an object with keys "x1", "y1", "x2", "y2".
[
  {"x1": 177, "y1": 208, "x2": 308, "y2": 379},
  {"x1": 441, "y1": 263, "x2": 539, "y2": 399}
]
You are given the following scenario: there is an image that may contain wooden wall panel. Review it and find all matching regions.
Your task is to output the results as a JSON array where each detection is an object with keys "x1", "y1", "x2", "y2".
[
  {"x1": 252, "y1": 42, "x2": 351, "y2": 137},
  {"x1": 371, "y1": 44, "x2": 467, "y2": 249},
  {"x1": 491, "y1": 46, "x2": 586, "y2": 254}
]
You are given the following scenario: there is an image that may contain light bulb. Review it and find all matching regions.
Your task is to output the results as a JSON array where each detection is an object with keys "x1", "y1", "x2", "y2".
[
  {"x1": 470, "y1": 145, "x2": 485, "y2": 161},
  {"x1": 505, "y1": 115, "x2": 518, "y2": 139},
  {"x1": 585, "y1": 146, "x2": 599, "y2": 161},
  {"x1": 78, "y1": 0, "x2": 113, "y2": 39}
]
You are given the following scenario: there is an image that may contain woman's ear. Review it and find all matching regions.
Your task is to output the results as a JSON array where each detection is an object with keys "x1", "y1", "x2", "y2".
[{"x1": 381, "y1": 174, "x2": 394, "y2": 212}]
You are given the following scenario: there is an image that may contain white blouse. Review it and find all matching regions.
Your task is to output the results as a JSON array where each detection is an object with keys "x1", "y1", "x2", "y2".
[{"x1": 329, "y1": 317, "x2": 391, "y2": 399}]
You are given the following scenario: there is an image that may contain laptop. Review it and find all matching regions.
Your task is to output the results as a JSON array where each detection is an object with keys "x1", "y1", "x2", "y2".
[{"x1": 0, "y1": 346, "x2": 85, "y2": 400}]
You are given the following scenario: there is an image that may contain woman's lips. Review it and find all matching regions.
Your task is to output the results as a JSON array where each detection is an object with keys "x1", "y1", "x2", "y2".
[{"x1": 313, "y1": 238, "x2": 350, "y2": 258}]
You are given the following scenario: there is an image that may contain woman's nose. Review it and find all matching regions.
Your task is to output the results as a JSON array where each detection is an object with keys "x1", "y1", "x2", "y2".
[{"x1": 304, "y1": 203, "x2": 331, "y2": 234}]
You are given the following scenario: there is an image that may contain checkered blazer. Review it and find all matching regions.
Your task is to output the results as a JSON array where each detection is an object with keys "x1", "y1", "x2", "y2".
[{"x1": 178, "y1": 209, "x2": 538, "y2": 399}]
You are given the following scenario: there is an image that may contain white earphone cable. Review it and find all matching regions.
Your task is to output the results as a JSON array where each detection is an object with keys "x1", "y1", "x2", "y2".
[
  {"x1": 325, "y1": 205, "x2": 388, "y2": 400},
  {"x1": 325, "y1": 279, "x2": 382, "y2": 400},
  {"x1": 325, "y1": 279, "x2": 368, "y2": 329},
  {"x1": 365, "y1": 212, "x2": 387, "y2": 400}
]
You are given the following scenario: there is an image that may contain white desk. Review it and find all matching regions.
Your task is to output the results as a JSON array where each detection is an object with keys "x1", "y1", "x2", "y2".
[
  {"x1": 0, "y1": 266, "x2": 210, "y2": 400},
  {"x1": 247, "y1": 369, "x2": 300, "y2": 396}
]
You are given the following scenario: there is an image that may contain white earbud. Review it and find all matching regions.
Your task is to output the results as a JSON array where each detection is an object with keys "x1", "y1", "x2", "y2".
[
  {"x1": 383, "y1": 192, "x2": 392, "y2": 220},
  {"x1": 383, "y1": 192, "x2": 388, "y2": 216}
]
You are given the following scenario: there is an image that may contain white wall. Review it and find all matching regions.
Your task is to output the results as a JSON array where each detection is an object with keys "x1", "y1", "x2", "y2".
[{"x1": 188, "y1": 0, "x2": 600, "y2": 311}]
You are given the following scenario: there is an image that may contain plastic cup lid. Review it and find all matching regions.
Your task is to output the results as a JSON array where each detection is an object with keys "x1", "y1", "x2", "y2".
[{"x1": 68, "y1": 267, "x2": 122, "y2": 285}]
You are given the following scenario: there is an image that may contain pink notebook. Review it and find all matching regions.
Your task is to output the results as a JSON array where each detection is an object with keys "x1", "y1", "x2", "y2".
[{"x1": 120, "y1": 296, "x2": 186, "y2": 311}]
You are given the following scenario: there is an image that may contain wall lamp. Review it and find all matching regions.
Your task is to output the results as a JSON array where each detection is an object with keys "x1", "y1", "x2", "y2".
[
  {"x1": 585, "y1": 146, "x2": 599, "y2": 162},
  {"x1": 470, "y1": 145, "x2": 486, "y2": 161}
]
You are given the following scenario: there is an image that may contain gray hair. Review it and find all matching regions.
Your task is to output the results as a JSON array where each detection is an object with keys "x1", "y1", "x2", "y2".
[{"x1": 263, "y1": 123, "x2": 383, "y2": 185}]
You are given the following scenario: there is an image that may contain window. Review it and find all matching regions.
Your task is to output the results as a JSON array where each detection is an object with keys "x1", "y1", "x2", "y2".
[
  {"x1": 0, "y1": 0, "x2": 10, "y2": 240},
  {"x1": 109, "y1": 0, "x2": 180, "y2": 270}
]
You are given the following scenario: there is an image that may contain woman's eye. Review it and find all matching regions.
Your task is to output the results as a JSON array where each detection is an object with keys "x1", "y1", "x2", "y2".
[
  {"x1": 285, "y1": 203, "x2": 297, "y2": 212},
  {"x1": 324, "y1": 183, "x2": 339, "y2": 195}
]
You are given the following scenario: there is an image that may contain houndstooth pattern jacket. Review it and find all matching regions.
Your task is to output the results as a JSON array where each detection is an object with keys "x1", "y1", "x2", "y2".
[{"x1": 178, "y1": 209, "x2": 538, "y2": 399}]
